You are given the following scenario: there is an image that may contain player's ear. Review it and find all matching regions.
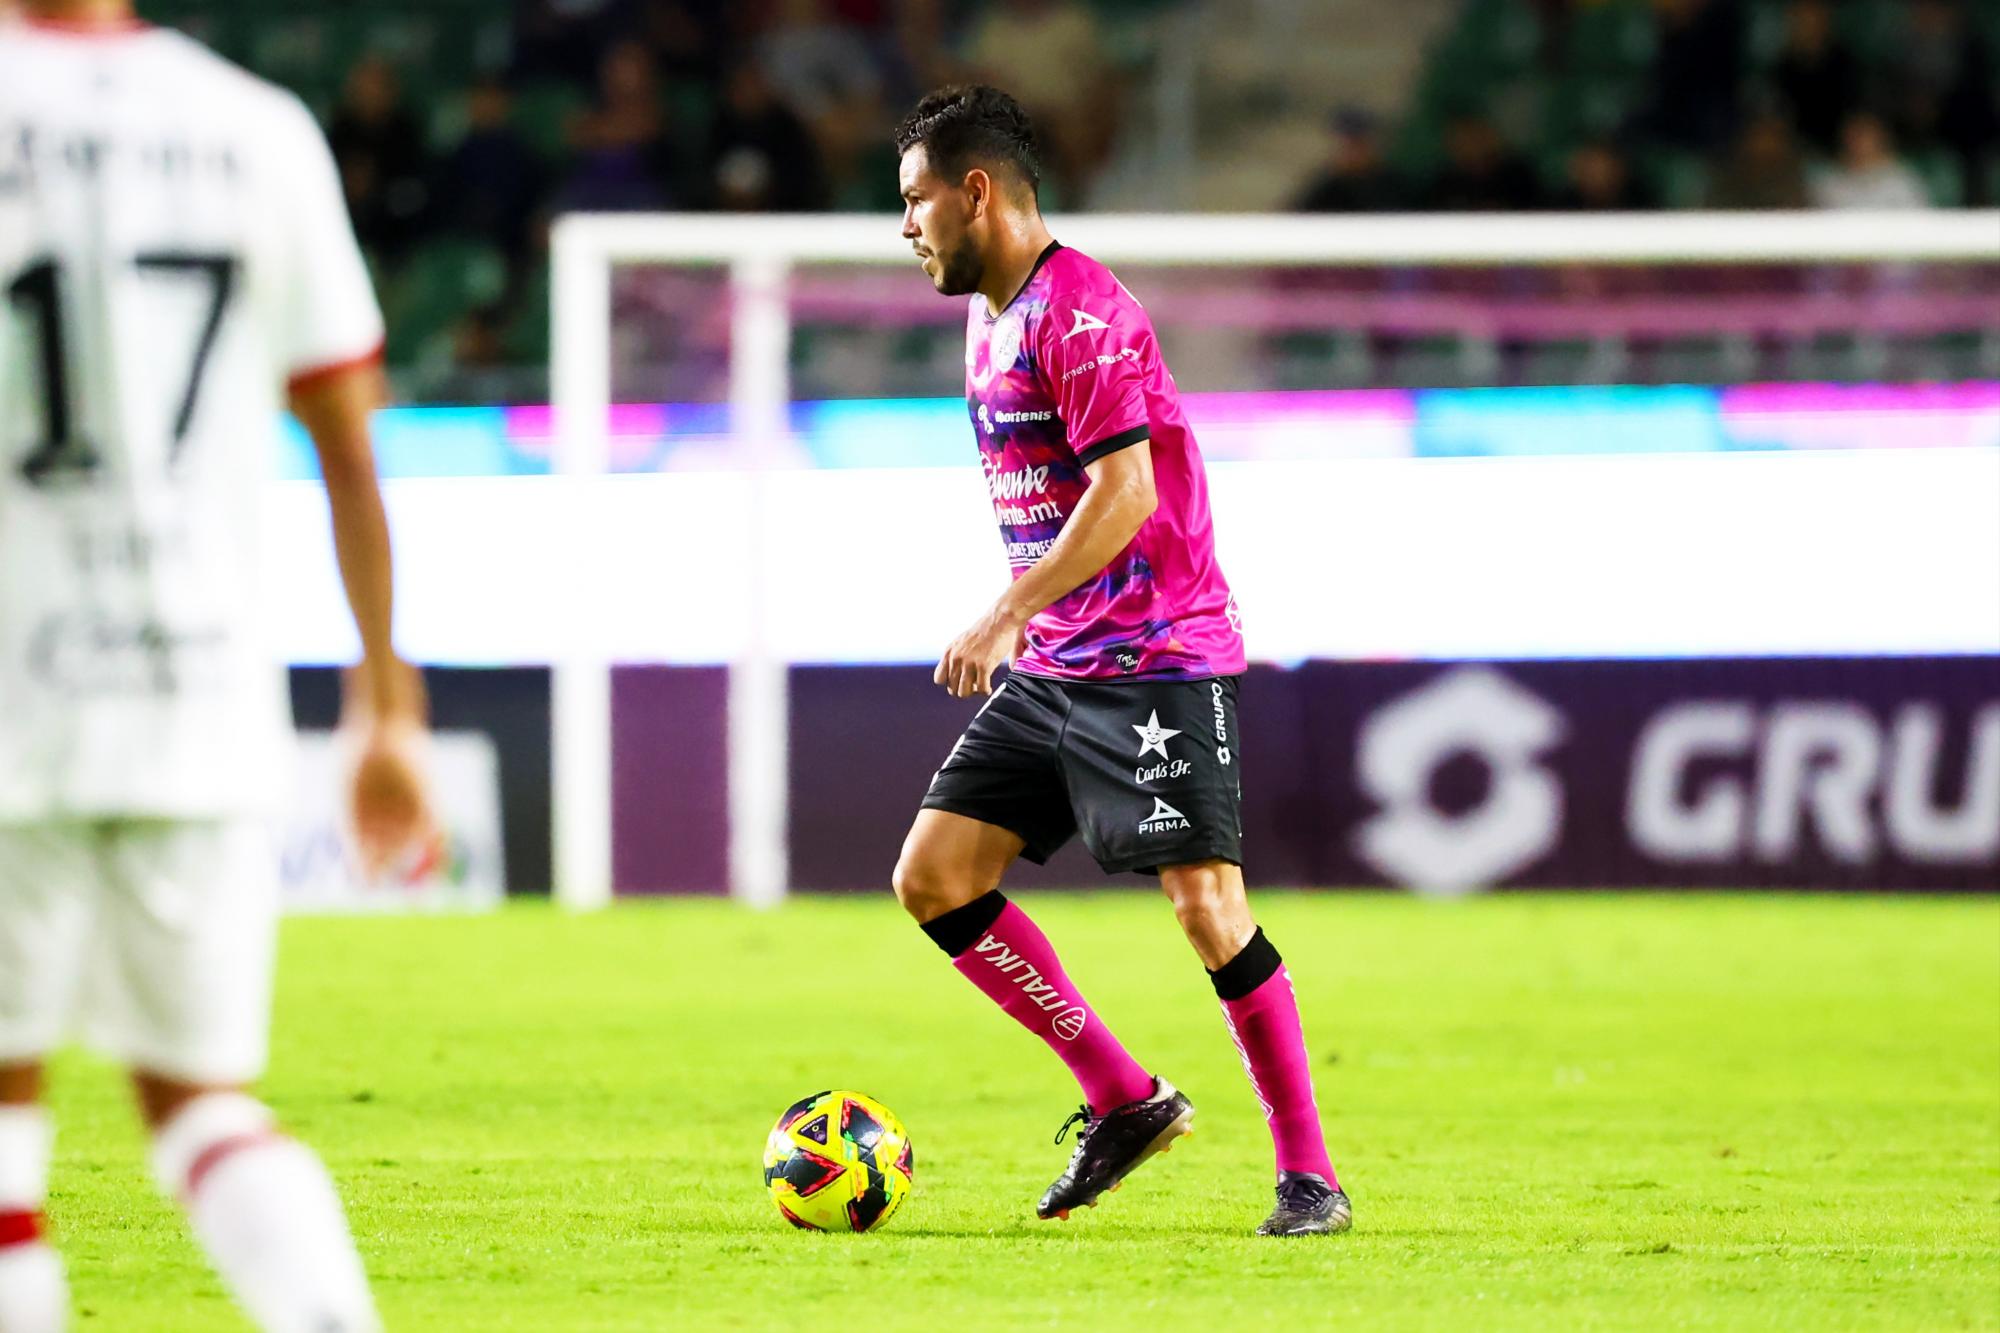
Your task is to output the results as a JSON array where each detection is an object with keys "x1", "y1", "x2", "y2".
[{"x1": 963, "y1": 167, "x2": 993, "y2": 219}]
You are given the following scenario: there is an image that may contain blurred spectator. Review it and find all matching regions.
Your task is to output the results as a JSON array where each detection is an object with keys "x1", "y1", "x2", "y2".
[
  {"x1": 556, "y1": 39, "x2": 676, "y2": 211},
  {"x1": 1705, "y1": 109, "x2": 1809, "y2": 209},
  {"x1": 1882, "y1": 0, "x2": 1998, "y2": 205},
  {"x1": 960, "y1": 0, "x2": 1115, "y2": 197},
  {"x1": 1548, "y1": 139, "x2": 1655, "y2": 211},
  {"x1": 1419, "y1": 112, "x2": 1543, "y2": 211},
  {"x1": 636, "y1": 0, "x2": 725, "y2": 86},
  {"x1": 756, "y1": 0, "x2": 883, "y2": 119},
  {"x1": 1811, "y1": 111, "x2": 1932, "y2": 210},
  {"x1": 883, "y1": 0, "x2": 955, "y2": 107},
  {"x1": 705, "y1": 61, "x2": 827, "y2": 211},
  {"x1": 755, "y1": 0, "x2": 886, "y2": 207},
  {"x1": 510, "y1": 0, "x2": 633, "y2": 88},
  {"x1": 1293, "y1": 107, "x2": 1403, "y2": 213},
  {"x1": 434, "y1": 80, "x2": 545, "y2": 259},
  {"x1": 1771, "y1": 0, "x2": 1860, "y2": 154},
  {"x1": 327, "y1": 55, "x2": 432, "y2": 262},
  {"x1": 1635, "y1": 0, "x2": 1745, "y2": 152},
  {"x1": 430, "y1": 304, "x2": 519, "y2": 404}
]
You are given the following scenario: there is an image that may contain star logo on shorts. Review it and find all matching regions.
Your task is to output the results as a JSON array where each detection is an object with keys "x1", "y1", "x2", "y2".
[{"x1": 1132, "y1": 710, "x2": 1182, "y2": 760}]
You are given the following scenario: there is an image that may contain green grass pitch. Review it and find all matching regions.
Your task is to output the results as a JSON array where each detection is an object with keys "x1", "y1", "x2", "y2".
[{"x1": 40, "y1": 892, "x2": 2000, "y2": 1331}]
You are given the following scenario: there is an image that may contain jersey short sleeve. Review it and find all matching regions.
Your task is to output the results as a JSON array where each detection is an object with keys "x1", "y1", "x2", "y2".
[
  {"x1": 1033, "y1": 285, "x2": 1152, "y2": 466},
  {"x1": 268, "y1": 95, "x2": 384, "y2": 389}
]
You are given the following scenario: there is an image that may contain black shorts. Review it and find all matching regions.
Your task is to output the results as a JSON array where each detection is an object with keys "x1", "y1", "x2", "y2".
[{"x1": 921, "y1": 671, "x2": 1243, "y2": 876}]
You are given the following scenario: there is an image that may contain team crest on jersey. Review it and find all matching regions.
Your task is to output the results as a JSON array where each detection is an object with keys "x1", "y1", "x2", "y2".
[{"x1": 988, "y1": 311, "x2": 1024, "y2": 376}]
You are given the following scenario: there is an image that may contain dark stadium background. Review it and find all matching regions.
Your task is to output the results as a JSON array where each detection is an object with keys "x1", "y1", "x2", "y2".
[{"x1": 127, "y1": 0, "x2": 1997, "y2": 898}]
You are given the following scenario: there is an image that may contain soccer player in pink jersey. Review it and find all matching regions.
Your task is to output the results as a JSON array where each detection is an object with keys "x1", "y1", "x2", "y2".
[{"x1": 889, "y1": 86, "x2": 1349, "y2": 1236}]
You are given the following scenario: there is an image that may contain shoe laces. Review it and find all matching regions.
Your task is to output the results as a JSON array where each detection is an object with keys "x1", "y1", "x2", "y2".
[
  {"x1": 1053, "y1": 1105, "x2": 1094, "y2": 1146},
  {"x1": 1276, "y1": 1174, "x2": 1335, "y2": 1209}
]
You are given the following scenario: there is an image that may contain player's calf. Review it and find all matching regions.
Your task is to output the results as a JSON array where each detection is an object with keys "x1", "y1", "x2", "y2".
[
  {"x1": 148, "y1": 1089, "x2": 380, "y2": 1333},
  {"x1": 0, "y1": 1097, "x2": 66, "y2": 1333},
  {"x1": 1162, "y1": 863, "x2": 1352, "y2": 1238}
]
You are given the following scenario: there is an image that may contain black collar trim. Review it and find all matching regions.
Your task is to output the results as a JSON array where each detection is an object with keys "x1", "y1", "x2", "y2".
[{"x1": 984, "y1": 240, "x2": 1064, "y2": 322}]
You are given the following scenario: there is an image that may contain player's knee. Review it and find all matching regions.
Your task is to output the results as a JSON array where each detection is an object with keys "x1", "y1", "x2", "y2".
[
  {"x1": 891, "y1": 852, "x2": 953, "y2": 922},
  {"x1": 1162, "y1": 865, "x2": 1236, "y2": 932},
  {"x1": 0, "y1": 1062, "x2": 44, "y2": 1104},
  {"x1": 131, "y1": 1070, "x2": 225, "y2": 1133}
]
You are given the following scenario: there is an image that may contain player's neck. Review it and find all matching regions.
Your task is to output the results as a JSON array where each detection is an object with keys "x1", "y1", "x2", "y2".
[
  {"x1": 26, "y1": 0, "x2": 137, "y2": 26},
  {"x1": 978, "y1": 214, "x2": 1058, "y2": 318}
]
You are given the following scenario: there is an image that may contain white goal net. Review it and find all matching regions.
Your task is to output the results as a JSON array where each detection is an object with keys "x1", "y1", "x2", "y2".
[{"x1": 547, "y1": 209, "x2": 2000, "y2": 909}]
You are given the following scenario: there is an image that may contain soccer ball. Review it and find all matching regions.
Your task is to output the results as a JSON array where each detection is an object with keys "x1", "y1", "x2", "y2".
[{"x1": 763, "y1": 1089, "x2": 914, "y2": 1233}]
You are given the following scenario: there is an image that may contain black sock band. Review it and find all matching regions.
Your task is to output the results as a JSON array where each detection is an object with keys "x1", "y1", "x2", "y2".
[
  {"x1": 1208, "y1": 927, "x2": 1282, "y2": 1000},
  {"x1": 920, "y1": 890, "x2": 1009, "y2": 957}
]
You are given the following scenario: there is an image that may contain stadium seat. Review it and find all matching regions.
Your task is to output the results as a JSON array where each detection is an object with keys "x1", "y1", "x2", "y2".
[
  {"x1": 382, "y1": 239, "x2": 509, "y2": 367},
  {"x1": 1913, "y1": 151, "x2": 1965, "y2": 208},
  {"x1": 512, "y1": 81, "x2": 588, "y2": 167},
  {"x1": 1636, "y1": 150, "x2": 1709, "y2": 209},
  {"x1": 245, "y1": 14, "x2": 338, "y2": 112},
  {"x1": 1557, "y1": 0, "x2": 1654, "y2": 77},
  {"x1": 1833, "y1": 0, "x2": 1899, "y2": 70},
  {"x1": 503, "y1": 262, "x2": 553, "y2": 367},
  {"x1": 1742, "y1": 0, "x2": 1788, "y2": 71},
  {"x1": 1540, "y1": 75, "x2": 1636, "y2": 152},
  {"x1": 1447, "y1": 0, "x2": 1541, "y2": 79}
]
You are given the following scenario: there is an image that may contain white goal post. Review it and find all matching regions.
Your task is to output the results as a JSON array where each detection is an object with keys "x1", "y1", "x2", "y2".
[{"x1": 547, "y1": 209, "x2": 2000, "y2": 911}]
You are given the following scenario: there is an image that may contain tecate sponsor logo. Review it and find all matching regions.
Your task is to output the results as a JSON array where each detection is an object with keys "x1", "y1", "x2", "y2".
[{"x1": 974, "y1": 933, "x2": 1088, "y2": 1040}]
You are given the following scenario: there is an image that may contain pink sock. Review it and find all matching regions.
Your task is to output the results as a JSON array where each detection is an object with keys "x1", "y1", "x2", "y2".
[
  {"x1": 1215, "y1": 936, "x2": 1338, "y2": 1185},
  {"x1": 944, "y1": 900, "x2": 1155, "y2": 1114}
]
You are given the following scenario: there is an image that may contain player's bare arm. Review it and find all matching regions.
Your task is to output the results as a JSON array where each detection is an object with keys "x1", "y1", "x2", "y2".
[
  {"x1": 291, "y1": 362, "x2": 435, "y2": 873},
  {"x1": 935, "y1": 443, "x2": 1158, "y2": 698}
]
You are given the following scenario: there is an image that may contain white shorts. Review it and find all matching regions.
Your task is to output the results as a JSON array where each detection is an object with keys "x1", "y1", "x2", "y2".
[{"x1": 0, "y1": 821, "x2": 277, "y2": 1084}]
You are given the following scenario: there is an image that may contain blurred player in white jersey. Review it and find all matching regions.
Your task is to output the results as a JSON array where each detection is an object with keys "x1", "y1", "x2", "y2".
[{"x1": 0, "y1": 2, "x2": 432, "y2": 1329}]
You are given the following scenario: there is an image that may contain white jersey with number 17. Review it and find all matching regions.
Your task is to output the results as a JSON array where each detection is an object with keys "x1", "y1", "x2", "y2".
[{"x1": 0, "y1": 15, "x2": 383, "y2": 821}]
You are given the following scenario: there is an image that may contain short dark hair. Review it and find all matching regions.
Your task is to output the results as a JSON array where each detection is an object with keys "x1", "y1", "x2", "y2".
[{"x1": 893, "y1": 85, "x2": 1042, "y2": 196}]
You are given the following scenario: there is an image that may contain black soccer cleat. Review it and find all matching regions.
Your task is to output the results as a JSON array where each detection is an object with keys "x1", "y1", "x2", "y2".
[
  {"x1": 1036, "y1": 1077, "x2": 1194, "y2": 1220},
  {"x1": 1256, "y1": 1170, "x2": 1353, "y2": 1236}
]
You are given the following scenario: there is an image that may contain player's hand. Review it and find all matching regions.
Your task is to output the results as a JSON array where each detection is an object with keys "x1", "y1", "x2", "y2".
[
  {"x1": 936, "y1": 604, "x2": 1027, "y2": 698},
  {"x1": 349, "y1": 723, "x2": 439, "y2": 879},
  {"x1": 341, "y1": 661, "x2": 439, "y2": 878}
]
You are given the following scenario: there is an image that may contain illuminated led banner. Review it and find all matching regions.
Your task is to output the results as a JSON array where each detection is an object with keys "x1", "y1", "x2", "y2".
[{"x1": 262, "y1": 446, "x2": 2000, "y2": 665}]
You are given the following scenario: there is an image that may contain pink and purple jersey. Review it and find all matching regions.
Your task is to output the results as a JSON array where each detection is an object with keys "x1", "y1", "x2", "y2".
[{"x1": 964, "y1": 243, "x2": 1244, "y2": 681}]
